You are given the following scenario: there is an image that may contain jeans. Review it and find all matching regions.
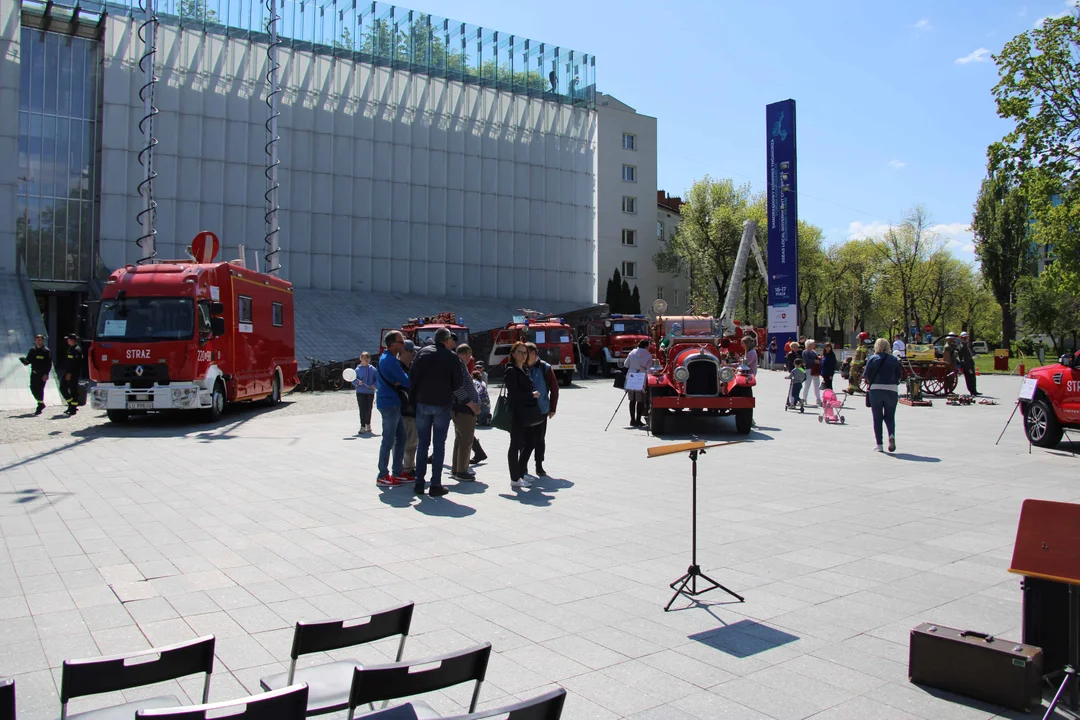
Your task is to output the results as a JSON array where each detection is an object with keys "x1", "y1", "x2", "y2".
[
  {"x1": 377, "y1": 404, "x2": 407, "y2": 478},
  {"x1": 402, "y1": 415, "x2": 418, "y2": 473},
  {"x1": 579, "y1": 354, "x2": 590, "y2": 380},
  {"x1": 869, "y1": 390, "x2": 898, "y2": 446},
  {"x1": 415, "y1": 403, "x2": 452, "y2": 488}
]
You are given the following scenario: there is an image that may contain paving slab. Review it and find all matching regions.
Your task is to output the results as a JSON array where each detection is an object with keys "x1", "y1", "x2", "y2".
[{"x1": 0, "y1": 372, "x2": 1077, "y2": 719}]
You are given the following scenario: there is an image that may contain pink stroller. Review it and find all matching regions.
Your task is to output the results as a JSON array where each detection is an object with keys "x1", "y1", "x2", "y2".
[{"x1": 819, "y1": 389, "x2": 846, "y2": 424}]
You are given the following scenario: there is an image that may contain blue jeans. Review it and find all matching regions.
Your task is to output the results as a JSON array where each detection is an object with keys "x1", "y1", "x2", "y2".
[
  {"x1": 377, "y1": 404, "x2": 407, "y2": 478},
  {"x1": 869, "y1": 390, "x2": 898, "y2": 446},
  {"x1": 414, "y1": 403, "x2": 452, "y2": 488}
]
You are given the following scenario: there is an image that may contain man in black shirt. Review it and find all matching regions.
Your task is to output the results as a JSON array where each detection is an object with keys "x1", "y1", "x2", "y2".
[
  {"x1": 408, "y1": 327, "x2": 463, "y2": 496},
  {"x1": 20, "y1": 334, "x2": 52, "y2": 415},
  {"x1": 60, "y1": 333, "x2": 84, "y2": 415}
]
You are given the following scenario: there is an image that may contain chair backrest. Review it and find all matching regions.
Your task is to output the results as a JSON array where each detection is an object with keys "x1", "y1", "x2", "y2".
[
  {"x1": 348, "y1": 643, "x2": 492, "y2": 715},
  {"x1": 0, "y1": 678, "x2": 14, "y2": 720},
  {"x1": 61, "y1": 636, "x2": 216, "y2": 717},
  {"x1": 136, "y1": 684, "x2": 309, "y2": 720},
  {"x1": 292, "y1": 602, "x2": 414, "y2": 658},
  {"x1": 441, "y1": 689, "x2": 566, "y2": 720}
]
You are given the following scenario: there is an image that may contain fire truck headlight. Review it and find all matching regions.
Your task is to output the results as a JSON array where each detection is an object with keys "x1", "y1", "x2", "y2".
[
  {"x1": 719, "y1": 366, "x2": 736, "y2": 383},
  {"x1": 564, "y1": 356, "x2": 572, "y2": 364},
  {"x1": 172, "y1": 389, "x2": 183, "y2": 400},
  {"x1": 674, "y1": 366, "x2": 690, "y2": 383},
  {"x1": 91, "y1": 389, "x2": 108, "y2": 404}
]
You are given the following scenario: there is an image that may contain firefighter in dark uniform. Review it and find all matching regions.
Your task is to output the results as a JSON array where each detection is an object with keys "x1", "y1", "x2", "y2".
[
  {"x1": 60, "y1": 333, "x2": 84, "y2": 415},
  {"x1": 20, "y1": 334, "x2": 52, "y2": 415}
]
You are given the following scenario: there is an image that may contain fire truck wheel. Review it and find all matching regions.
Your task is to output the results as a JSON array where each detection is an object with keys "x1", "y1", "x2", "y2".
[
  {"x1": 264, "y1": 373, "x2": 282, "y2": 406},
  {"x1": 735, "y1": 408, "x2": 753, "y2": 435},
  {"x1": 203, "y1": 381, "x2": 226, "y2": 423},
  {"x1": 558, "y1": 371, "x2": 572, "y2": 387},
  {"x1": 106, "y1": 409, "x2": 129, "y2": 423},
  {"x1": 649, "y1": 408, "x2": 666, "y2": 435},
  {"x1": 1024, "y1": 397, "x2": 1063, "y2": 448},
  {"x1": 601, "y1": 359, "x2": 612, "y2": 378}
]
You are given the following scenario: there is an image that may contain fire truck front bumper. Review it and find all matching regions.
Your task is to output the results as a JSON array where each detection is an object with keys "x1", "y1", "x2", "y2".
[
  {"x1": 90, "y1": 383, "x2": 203, "y2": 411},
  {"x1": 650, "y1": 396, "x2": 755, "y2": 411}
]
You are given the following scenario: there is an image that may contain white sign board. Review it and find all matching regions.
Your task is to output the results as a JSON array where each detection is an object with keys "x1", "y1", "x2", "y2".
[
  {"x1": 534, "y1": 330, "x2": 546, "y2": 344},
  {"x1": 210, "y1": 285, "x2": 220, "y2": 301},
  {"x1": 1018, "y1": 377, "x2": 1038, "y2": 401},
  {"x1": 102, "y1": 319, "x2": 127, "y2": 336},
  {"x1": 624, "y1": 372, "x2": 646, "y2": 392},
  {"x1": 768, "y1": 304, "x2": 797, "y2": 334}
]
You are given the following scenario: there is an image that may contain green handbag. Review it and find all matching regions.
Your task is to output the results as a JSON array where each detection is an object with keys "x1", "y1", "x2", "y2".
[{"x1": 491, "y1": 385, "x2": 512, "y2": 432}]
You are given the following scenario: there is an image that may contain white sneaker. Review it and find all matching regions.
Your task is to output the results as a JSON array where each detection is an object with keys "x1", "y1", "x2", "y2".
[
  {"x1": 874, "y1": 444, "x2": 883, "y2": 452},
  {"x1": 511, "y1": 478, "x2": 531, "y2": 489}
]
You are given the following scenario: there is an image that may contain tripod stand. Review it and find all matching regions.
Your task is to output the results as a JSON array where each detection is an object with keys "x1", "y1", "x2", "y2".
[
  {"x1": 1043, "y1": 665, "x2": 1075, "y2": 720},
  {"x1": 648, "y1": 441, "x2": 745, "y2": 611}
]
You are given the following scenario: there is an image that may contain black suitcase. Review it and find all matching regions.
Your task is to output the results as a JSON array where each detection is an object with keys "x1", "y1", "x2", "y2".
[{"x1": 909, "y1": 622, "x2": 1043, "y2": 712}]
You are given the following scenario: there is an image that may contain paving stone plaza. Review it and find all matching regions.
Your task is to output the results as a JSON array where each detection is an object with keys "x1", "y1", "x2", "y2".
[{"x1": 1, "y1": 372, "x2": 1077, "y2": 720}]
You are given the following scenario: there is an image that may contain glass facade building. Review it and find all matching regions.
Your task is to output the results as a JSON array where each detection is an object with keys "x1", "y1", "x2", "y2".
[{"x1": 16, "y1": 26, "x2": 102, "y2": 284}]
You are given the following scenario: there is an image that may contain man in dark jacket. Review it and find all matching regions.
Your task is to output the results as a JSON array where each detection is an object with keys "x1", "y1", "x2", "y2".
[
  {"x1": 408, "y1": 327, "x2": 464, "y2": 496},
  {"x1": 957, "y1": 332, "x2": 980, "y2": 396},
  {"x1": 523, "y1": 343, "x2": 561, "y2": 476},
  {"x1": 21, "y1": 334, "x2": 52, "y2": 415},
  {"x1": 60, "y1": 333, "x2": 83, "y2": 415},
  {"x1": 450, "y1": 344, "x2": 481, "y2": 481}
]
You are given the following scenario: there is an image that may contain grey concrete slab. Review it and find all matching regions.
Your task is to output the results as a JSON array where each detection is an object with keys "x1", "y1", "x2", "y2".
[{"x1": 1, "y1": 373, "x2": 1077, "y2": 719}]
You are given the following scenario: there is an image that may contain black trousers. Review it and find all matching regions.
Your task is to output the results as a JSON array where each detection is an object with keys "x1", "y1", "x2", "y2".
[
  {"x1": 822, "y1": 374, "x2": 834, "y2": 391},
  {"x1": 522, "y1": 418, "x2": 547, "y2": 469},
  {"x1": 30, "y1": 375, "x2": 46, "y2": 403},
  {"x1": 60, "y1": 375, "x2": 79, "y2": 407},
  {"x1": 355, "y1": 393, "x2": 374, "y2": 426},
  {"x1": 963, "y1": 369, "x2": 978, "y2": 394},
  {"x1": 508, "y1": 421, "x2": 535, "y2": 481}
]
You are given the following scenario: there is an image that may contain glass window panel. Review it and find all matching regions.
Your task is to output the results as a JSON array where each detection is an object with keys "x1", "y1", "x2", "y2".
[
  {"x1": 26, "y1": 197, "x2": 41, "y2": 278},
  {"x1": 52, "y1": 198, "x2": 68, "y2": 280},
  {"x1": 28, "y1": 113, "x2": 42, "y2": 196},
  {"x1": 20, "y1": 28, "x2": 31, "y2": 110},
  {"x1": 67, "y1": 198, "x2": 82, "y2": 281},
  {"x1": 79, "y1": 202, "x2": 93, "y2": 282},
  {"x1": 68, "y1": 119, "x2": 83, "y2": 199},
  {"x1": 15, "y1": 196, "x2": 28, "y2": 265},
  {"x1": 41, "y1": 115, "x2": 56, "y2": 198},
  {"x1": 71, "y1": 38, "x2": 85, "y2": 120},
  {"x1": 80, "y1": 121, "x2": 94, "y2": 201},
  {"x1": 43, "y1": 32, "x2": 57, "y2": 114},
  {"x1": 55, "y1": 117, "x2": 69, "y2": 199},
  {"x1": 39, "y1": 197, "x2": 55, "y2": 280},
  {"x1": 18, "y1": 113, "x2": 29, "y2": 195},
  {"x1": 57, "y1": 35, "x2": 73, "y2": 117},
  {"x1": 29, "y1": 31, "x2": 45, "y2": 112}
]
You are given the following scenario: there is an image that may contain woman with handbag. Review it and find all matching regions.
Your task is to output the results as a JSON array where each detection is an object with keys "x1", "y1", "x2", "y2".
[{"x1": 504, "y1": 342, "x2": 541, "y2": 489}]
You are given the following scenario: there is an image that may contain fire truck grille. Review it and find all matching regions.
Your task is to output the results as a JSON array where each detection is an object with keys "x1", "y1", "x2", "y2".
[
  {"x1": 539, "y1": 347, "x2": 561, "y2": 366},
  {"x1": 685, "y1": 359, "x2": 719, "y2": 396},
  {"x1": 111, "y1": 364, "x2": 171, "y2": 388}
]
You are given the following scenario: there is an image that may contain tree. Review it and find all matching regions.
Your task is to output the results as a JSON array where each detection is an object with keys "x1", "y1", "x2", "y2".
[
  {"x1": 630, "y1": 285, "x2": 642, "y2": 314},
  {"x1": 1017, "y1": 268, "x2": 1080, "y2": 353},
  {"x1": 990, "y1": 10, "x2": 1080, "y2": 275},
  {"x1": 971, "y1": 167, "x2": 1033, "y2": 350},
  {"x1": 654, "y1": 176, "x2": 764, "y2": 317},
  {"x1": 871, "y1": 205, "x2": 942, "y2": 335},
  {"x1": 178, "y1": 0, "x2": 217, "y2": 23},
  {"x1": 334, "y1": 28, "x2": 355, "y2": 51},
  {"x1": 605, "y1": 270, "x2": 619, "y2": 310},
  {"x1": 620, "y1": 278, "x2": 632, "y2": 313},
  {"x1": 796, "y1": 221, "x2": 826, "y2": 334}
]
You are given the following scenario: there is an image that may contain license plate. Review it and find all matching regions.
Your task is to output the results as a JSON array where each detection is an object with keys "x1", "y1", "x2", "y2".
[{"x1": 126, "y1": 401, "x2": 154, "y2": 410}]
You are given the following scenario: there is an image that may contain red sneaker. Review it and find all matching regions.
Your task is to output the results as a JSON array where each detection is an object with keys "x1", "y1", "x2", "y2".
[
  {"x1": 400, "y1": 471, "x2": 416, "y2": 481},
  {"x1": 376, "y1": 474, "x2": 402, "y2": 487}
]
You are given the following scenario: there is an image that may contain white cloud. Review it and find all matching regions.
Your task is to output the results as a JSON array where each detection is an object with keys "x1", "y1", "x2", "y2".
[
  {"x1": 847, "y1": 221, "x2": 892, "y2": 240},
  {"x1": 962, "y1": 243, "x2": 976, "y2": 253},
  {"x1": 955, "y1": 48, "x2": 992, "y2": 64},
  {"x1": 912, "y1": 17, "x2": 932, "y2": 30},
  {"x1": 1035, "y1": 0, "x2": 1076, "y2": 27},
  {"x1": 887, "y1": 159, "x2": 907, "y2": 169},
  {"x1": 848, "y1": 221, "x2": 976, "y2": 256}
]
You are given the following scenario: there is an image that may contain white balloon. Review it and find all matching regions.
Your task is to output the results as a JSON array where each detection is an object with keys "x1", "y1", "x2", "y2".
[{"x1": 342, "y1": 367, "x2": 357, "y2": 383}]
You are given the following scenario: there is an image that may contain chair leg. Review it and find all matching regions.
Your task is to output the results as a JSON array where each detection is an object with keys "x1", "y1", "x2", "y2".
[
  {"x1": 395, "y1": 634, "x2": 407, "y2": 663},
  {"x1": 469, "y1": 681, "x2": 483, "y2": 713},
  {"x1": 287, "y1": 658, "x2": 297, "y2": 686},
  {"x1": 202, "y1": 672, "x2": 212, "y2": 704}
]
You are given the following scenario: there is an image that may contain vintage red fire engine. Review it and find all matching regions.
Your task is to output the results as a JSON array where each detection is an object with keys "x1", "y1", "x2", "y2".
[
  {"x1": 1021, "y1": 349, "x2": 1080, "y2": 448},
  {"x1": 489, "y1": 313, "x2": 576, "y2": 386},
  {"x1": 383, "y1": 312, "x2": 471, "y2": 350},
  {"x1": 580, "y1": 313, "x2": 651, "y2": 376},
  {"x1": 645, "y1": 315, "x2": 755, "y2": 435},
  {"x1": 88, "y1": 246, "x2": 298, "y2": 423}
]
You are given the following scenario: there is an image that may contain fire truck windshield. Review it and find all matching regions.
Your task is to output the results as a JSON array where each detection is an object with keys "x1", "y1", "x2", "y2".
[
  {"x1": 611, "y1": 320, "x2": 648, "y2": 335},
  {"x1": 96, "y1": 297, "x2": 194, "y2": 342},
  {"x1": 528, "y1": 328, "x2": 571, "y2": 344},
  {"x1": 668, "y1": 318, "x2": 719, "y2": 337},
  {"x1": 414, "y1": 327, "x2": 469, "y2": 346}
]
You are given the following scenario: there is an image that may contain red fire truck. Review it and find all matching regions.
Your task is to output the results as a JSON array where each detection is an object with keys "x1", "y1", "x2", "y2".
[
  {"x1": 489, "y1": 314, "x2": 577, "y2": 386},
  {"x1": 381, "y1": 312, "x2": 470, "y2": 351},
  {"x1": 88, "y1": 252, "x2": 298, "y2": 423},
  {"x1": 645, "y1": 315, "x2": 755, "y2": 435},
  {"x1": 580, "y1": 314, "x2": 651, "y2": 377},
  {"x1": 1021, "y1": 349, "x2": 1080, "y2": 448}
]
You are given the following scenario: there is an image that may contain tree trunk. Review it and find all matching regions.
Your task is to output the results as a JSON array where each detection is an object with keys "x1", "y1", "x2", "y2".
[{"x1": 1000, "y1": 302, "x2": 1016, "y2": 353}]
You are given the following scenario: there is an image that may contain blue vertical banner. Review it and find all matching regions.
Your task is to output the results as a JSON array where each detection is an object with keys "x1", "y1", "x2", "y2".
[{"x1": 766, "y1": 99, "x2": 799, "y2": 356}]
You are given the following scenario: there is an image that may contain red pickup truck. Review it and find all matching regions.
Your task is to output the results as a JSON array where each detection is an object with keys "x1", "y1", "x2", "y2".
[{"x1": 1022, "y1": 350, "x2": 1080, "y2": 447}]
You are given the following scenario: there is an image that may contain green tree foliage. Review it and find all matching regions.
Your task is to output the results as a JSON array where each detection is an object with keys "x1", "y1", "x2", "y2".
[
  {"x1": 970, "y1": 167, "x2": 1033, "y2": 349},
  {"x1": 334, "y1": 28, "x2": 355, "y2": 51},
  {"x1": 178, "y1": 0, "x2": 217, "y2": 23},
  {"x1": 990, "y1": 10, "x2": 1080, "y2": 275},
  {"x1": 630, "y1": 286, "x2": 642, "y2": 314},
  {"x1": 605, "y1": 270, "x2": 619, "y2": 311},
  {"x1": 871, "y1": 205, "x2": 942, "y2": 335},
  {"x1": 1017, "y1": 268, "x2": 1080, "y2": 354},
  {"x1": 796, "y1": 221, "x2": 826, "y2": 334},
  {"x1": 654, "y1": 176, "x2": 765, "y2": 317}
]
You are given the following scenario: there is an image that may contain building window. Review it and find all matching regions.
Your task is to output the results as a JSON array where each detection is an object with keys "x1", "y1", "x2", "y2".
[
  {"x1": 657, "y1": 221, "x2": 665, "y2": 241},
  {"x1": 622, "y1": 261, "x2": 637, "y2": 278},
  {"x1": 272, "y1": 301, "x2": 283, "y2": 327},
  {"x1": 674, "y1": 289, "x2": 681, "y2": 308},
  {"x1": 622, "y1": 132, "x2": 636, "y2": 150},
  {"x1": 621, "y1": 229, "x2": 636, "y2": 246},
  {"x1": 657, "y1": 287, "x2": 665, "y2": 301},
  {"x1": 238, "y1": 295, "x2": 253, "y2": 323},
  {"x1": 622, "y1": 164, "x2": 637, "y2": 182},
  {"x1": 622, "y1": 196, "x2": 636, "y2": 213}
]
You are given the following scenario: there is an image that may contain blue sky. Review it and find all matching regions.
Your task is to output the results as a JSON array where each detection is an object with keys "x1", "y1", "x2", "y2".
[{"x1": 422, "y1": 0, "x2": 1077, "y2": 263}]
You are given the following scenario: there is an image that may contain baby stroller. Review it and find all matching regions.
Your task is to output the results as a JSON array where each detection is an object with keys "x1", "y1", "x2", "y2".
[
  {"x1": 784, "y1": 378, "x2": 805, "y2": 413},
  {"x1": 819, "y1": 389, "x2": 846, "y2": 424}
]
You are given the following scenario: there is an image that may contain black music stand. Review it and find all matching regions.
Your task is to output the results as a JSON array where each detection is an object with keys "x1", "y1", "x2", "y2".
[{"x1": 648, "y1": 441, "x2": 745, "y2": 611}]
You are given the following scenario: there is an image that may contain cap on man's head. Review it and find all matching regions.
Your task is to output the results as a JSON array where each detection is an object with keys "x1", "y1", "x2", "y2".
[
  {"x1": 66, "y1": 333, "x2": 78, "y2": 340},
  {"x1": 960, "y1": 331, "x2": 969, "y2": 337},
  {"x1": 402, "y1": 339, "x2": 415, "y2": 352},
  {"x1": 35, "y1": 334, "x2": 45, "y2": 340}
]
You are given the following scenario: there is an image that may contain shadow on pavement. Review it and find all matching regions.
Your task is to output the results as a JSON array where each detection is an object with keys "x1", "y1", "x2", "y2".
[
  {"x1": 499, "y1": 489, "x2": 555, "y2": 507},
  {"x1": 413, "y1": 494, "x2": 476, "y2": 517},
  {"x1": 889, "y1": 452, "x2": 941, "y2": 463},
  {"x1": 70, "y1": 401, "x2": 293, "y2": 441},
  {"x1": 689, "y1": 619, "x2": 800, "y2": 658}
]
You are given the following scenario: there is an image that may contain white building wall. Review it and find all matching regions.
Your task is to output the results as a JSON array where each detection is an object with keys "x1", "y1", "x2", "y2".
[
  {"x1": 0, "y1": 1, "x2": 20, "y2": 274},
  {"x1": 595, "y1": 93, "x2": 655, "y2": 307},
  {"x1": 655, "y1": 203, "x2": 690, "y2": 313},
  {"x1": 98, "y1": 18, "x2": 597, "y2": 302}
]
